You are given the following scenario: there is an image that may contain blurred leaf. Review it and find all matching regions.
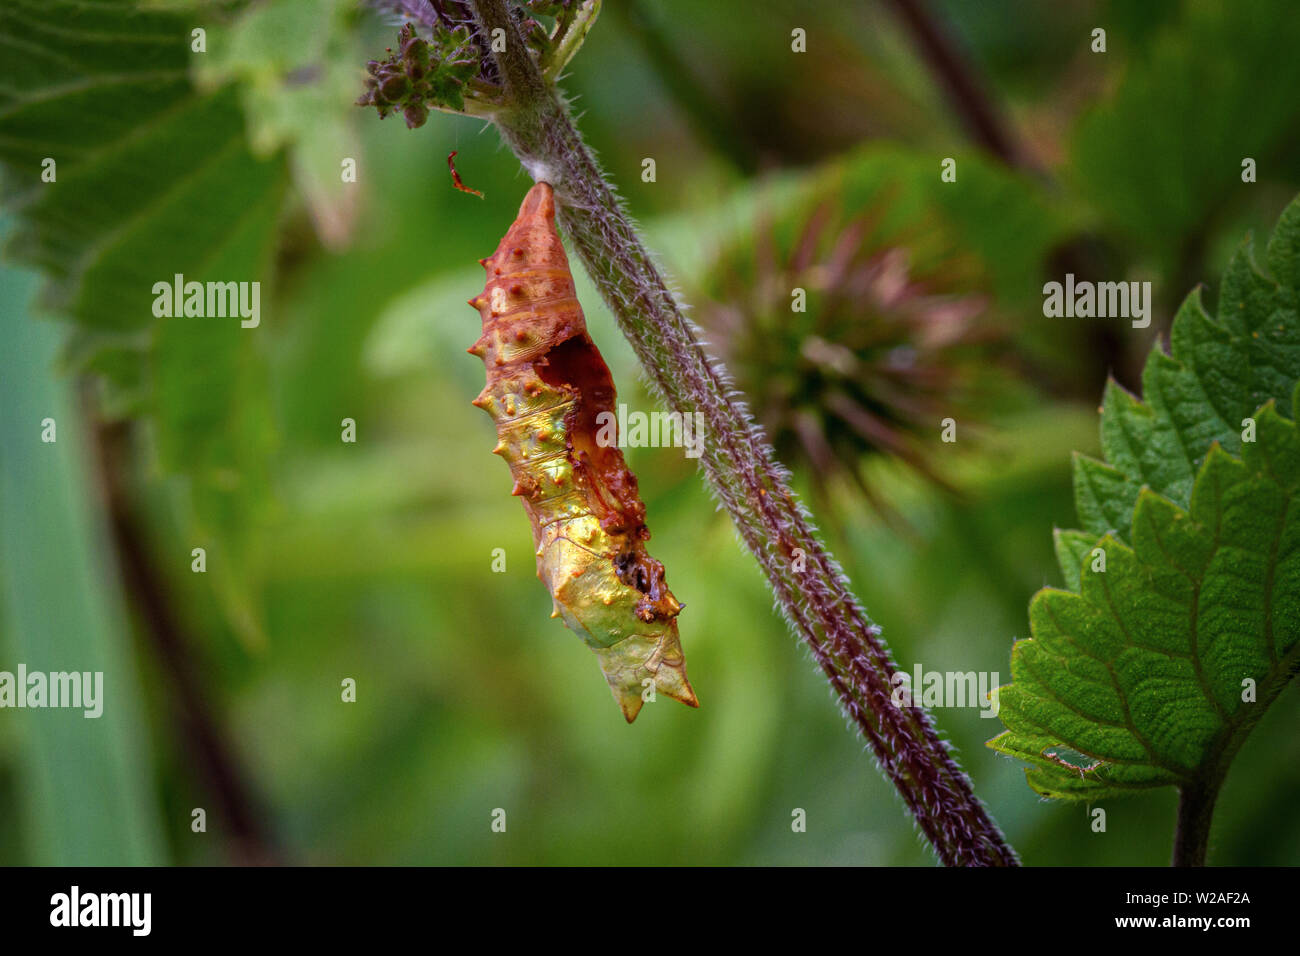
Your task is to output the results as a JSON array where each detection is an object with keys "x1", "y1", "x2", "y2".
[
  {"x1": 1071, "y1": 0, "x2": 1300, "y2": 269},
  {"x1": 193, "y1": 0, "x2": 363, "y2": 248},
  {"x1": 990, "y1": 195, "x2": 1300, "y2": 801}
]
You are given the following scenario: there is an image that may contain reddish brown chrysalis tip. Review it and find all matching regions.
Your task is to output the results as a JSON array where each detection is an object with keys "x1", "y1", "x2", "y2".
[{"x1": 447, "y1": 150, "x2": 484, "y2": 199}]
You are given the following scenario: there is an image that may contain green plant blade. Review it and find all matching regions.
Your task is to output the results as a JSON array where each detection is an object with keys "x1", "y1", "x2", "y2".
[{"x1": 0, "y1": 256, "x2": 166, "y2": 864}]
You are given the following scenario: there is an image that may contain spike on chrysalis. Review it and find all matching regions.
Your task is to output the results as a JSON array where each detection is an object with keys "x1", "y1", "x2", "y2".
[{"x1": 467, "y1": 182, "x2": 698, "y2": 722}]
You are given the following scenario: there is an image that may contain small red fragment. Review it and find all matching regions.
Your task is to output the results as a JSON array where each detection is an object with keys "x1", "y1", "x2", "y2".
[{"x1": 447, "y1": 150, "x2": 484, "y2": 199}]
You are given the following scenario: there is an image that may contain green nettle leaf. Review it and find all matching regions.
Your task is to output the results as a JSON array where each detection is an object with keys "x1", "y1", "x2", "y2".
[
  {"x1": 990, "y1": 196, "x2": 1300, "y2": 813},
  {"x1": 0, "y1": 0, "x2": 286, "y2": 448},
  {"x1": 1071, "y1": 1, "x2": 1300, "y2": 264}
]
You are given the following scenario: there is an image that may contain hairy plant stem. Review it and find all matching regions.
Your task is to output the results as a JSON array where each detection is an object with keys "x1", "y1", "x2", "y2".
[
  {"x1": 469, "y1": 0, "x2": 1018, "y2": 866},
  {"x1": 1173, "y1": 780, "x2": 1218, "y2": 867}
]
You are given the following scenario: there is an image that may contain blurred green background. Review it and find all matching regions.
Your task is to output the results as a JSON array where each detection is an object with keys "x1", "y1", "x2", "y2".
[{"x1": 2, "y1": 0, "x2": 1299, "y2": 865}]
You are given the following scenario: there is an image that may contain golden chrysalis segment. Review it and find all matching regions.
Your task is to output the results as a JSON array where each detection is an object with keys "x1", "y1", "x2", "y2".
[{"x1": 468, "y1": 182, "x2": 697, "y2": 722}]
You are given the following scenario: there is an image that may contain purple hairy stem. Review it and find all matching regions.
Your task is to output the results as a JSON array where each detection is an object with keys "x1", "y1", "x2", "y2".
[{"x1": 468, "y1": 0, "x2": 1018, "y2": 866}]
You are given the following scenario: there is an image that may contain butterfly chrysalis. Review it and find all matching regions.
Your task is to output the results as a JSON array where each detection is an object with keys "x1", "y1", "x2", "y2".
[{"x1": 468, "y1": 183, "x2": 698, "y2": 722}]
